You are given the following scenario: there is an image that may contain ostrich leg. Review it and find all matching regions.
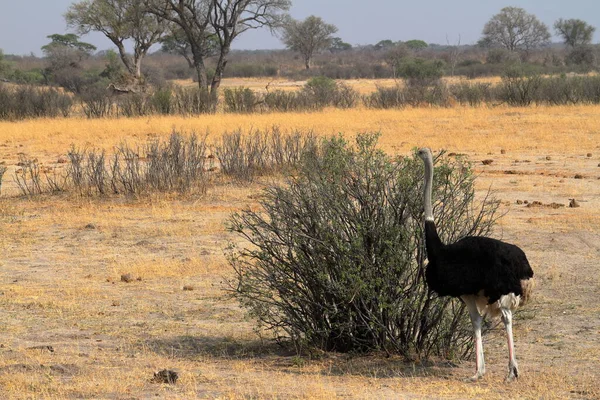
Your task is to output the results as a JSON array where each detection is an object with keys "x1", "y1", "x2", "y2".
[
  {"x1": 501, "y1": 307, "x2": 519, "y2": 381},
  {"x1": 462, "y1": 295, "x2": 485, "y2": 381}
]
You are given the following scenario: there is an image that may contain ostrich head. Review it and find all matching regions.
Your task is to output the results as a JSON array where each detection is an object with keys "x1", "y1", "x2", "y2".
[{"x1": 417, "y1": 147, "x2": 433, "y2": 162}]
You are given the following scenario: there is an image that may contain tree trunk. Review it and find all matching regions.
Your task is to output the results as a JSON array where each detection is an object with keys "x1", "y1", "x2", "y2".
[
  {"x1": 194, "y1": 59, "x2": 208, "y2": 92},
  {"x1": 304, "y1": 55, "x2": 311, "y2": 70},
  {"x1": 114, "y1": 40, "x2": 136, "y2": 79},
  {"x1": 210, "y1": 52, "x2": 228, "y2": 101}
]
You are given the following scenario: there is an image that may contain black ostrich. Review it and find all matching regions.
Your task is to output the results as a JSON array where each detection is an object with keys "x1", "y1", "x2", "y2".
[{"x1": 417, "y1": 148, "x2": 534, "y2": 382}]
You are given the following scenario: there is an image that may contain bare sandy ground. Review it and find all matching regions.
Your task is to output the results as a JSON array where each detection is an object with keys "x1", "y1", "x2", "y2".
[{"x1": 0, "y1": 113, "x2": 599, "y2": 398}]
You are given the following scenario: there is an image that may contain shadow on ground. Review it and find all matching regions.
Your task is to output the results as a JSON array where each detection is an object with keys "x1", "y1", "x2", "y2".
[{"x1": 143, "y1": 334, "x2": 460, "y2": 379}]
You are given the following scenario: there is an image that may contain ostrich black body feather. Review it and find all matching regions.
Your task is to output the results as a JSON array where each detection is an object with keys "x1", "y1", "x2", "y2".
[{"x1": 424, "y1": 221, "x2": 534, "y2": 304}]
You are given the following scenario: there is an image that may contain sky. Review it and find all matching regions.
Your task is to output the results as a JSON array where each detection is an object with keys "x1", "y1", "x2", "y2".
[{"x1": 1, "y1": 0, "x2": 599, "y2": 56}]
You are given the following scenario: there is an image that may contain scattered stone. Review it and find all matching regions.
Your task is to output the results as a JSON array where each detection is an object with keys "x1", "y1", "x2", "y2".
[
  {"x1": 481, "y1": 159, "x2": 494, "y2": 165},
  {"x1": 152, "y1": 369, "x2": 179, "y2": 384},
  {"x1": 586, "y1": 153, "x2": 592, "y2": 157},
  {"x1": 111, "y1": 300, "x2": 120, "y2": 307},
  {"x1": 516, "y1": 200, "x2": 523, "y2": 205},
  {"x1": 84, "y1": 223, "x2": 97, "y2": 230},
  {"x1": 500, "y1": 149, "x2": 506, "y2": 154},
  {"x1": 574, "y1": 174, "x2": 583, "y2": 179},
  {"x1": 27, "y1": 345, "x2": 54, "y2": 352},
  {"x1": 527, "y1": 201, "x2": 543, "y2": 208},
  {"x1": 183, "y1": 285, "x2": 194, "y2": 291},
  {"x1": 136, "y1": 276, "x2": 142, "y2": 281},
  {"x1": 57, "y1": 157, "x2": 68, "y2": 164},
  {"x1": 546, "y1": 156, "x2": 551, "y2": 160},
  {"x1": 569, "y1": 199, "x2": 580, "y2": 208},
  {"x1": 120, "y1": 273, "x2": 134, "y2": 283},
  {"x1": 526, "y1": 201, "x2": 565, "y2": 209},
  {"x1": 548, "y1": 203, "x2": 565, "y2": 209}
]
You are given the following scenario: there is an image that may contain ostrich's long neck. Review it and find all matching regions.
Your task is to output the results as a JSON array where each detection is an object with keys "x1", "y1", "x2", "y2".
[{"x1": 423, "y1": 154, "x2": 442, "y2": 257}]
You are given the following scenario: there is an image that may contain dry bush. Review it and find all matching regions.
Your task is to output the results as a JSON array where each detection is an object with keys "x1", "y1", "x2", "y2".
[
  {"x1": 0, "y1": 85, "x2": 72, "y2": 120},
  {"x1": 0, "y1": 164, "x2": 7, "y2": 195},
  {"x1": 215, "y1": 127, "x2": 317, "y2": 182},
  {"x1": 66, "y1": 132, "x2": 210, "y2": 196}
]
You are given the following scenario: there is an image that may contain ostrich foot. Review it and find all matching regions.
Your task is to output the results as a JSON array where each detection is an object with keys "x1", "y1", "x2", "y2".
[
  {"x1": 464, "y1": 371, "x2": 484, "y2": 382},
  {"x1": 505, "y1": 363, "x2": 519, "y2": 382}
]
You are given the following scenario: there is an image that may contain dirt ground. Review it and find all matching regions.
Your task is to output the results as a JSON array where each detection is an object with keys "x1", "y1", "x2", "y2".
[{"x1": 0, "y1": 107, "x2": 599, "y2": 399}]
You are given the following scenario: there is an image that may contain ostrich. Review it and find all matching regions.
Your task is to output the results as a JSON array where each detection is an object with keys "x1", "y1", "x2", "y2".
[{"x1": 417, "y1": 148, "x2": 534, "y2": 382}]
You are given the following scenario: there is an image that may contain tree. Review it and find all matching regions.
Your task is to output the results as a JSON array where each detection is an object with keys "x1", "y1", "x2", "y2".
[
  {"x1": 405, "y1": 39, "x2": 428, "y2": 50},
  {"x1": 374, "y1": 39, "x2": 394, "y2": 50},
  {"x1": 479, "y1": 7, "x2": 550, "y2": 52},
  {"x1": 554, "y1": 18, "x2": 595, "y2": 48},
  {"x1": 66, "y1": 0, "x2": 166, "y2": 85},
  {"x1": 41, "y1": 34, "x2": 97, "y2": 92},
  {"x1": 329, "y1": 37, "x2": 352, "y2": 53},
  {"x1": 41, "y1": 33, "x2": 97, "y2": 57},
  {"x1": 146, "y1": 0, "x2": 290, "y2": 98},
  {"x1": 0, "y1": 49, "x2": 10, "y2": 78},
  {"x1": 160, "y1": 24, "x2": 217, "y2": 69},
  {"x1": 281, "y1": 15, "x2": 338, "y2": 69},
  {"x1": 383, "y1": 44, "x2": 409, "y2": 78}
]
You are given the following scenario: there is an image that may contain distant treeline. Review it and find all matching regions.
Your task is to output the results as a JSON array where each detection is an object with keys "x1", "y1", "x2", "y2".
[{"x1": 3, "y1": 73, "x2": 600, "y2": 121}]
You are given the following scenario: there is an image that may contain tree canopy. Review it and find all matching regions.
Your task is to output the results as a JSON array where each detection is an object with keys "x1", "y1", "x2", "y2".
[
  {"x1": 554, "y1": 18, "x2": 596, "y2": 48},
  {"x1": 479, "y1": 7, "x2": 550, "y2": 52},
  {"x1": 281, "y1": 15, "x2": 338, "y2": 69},
  {"x1": 66, "y1": 0, "x2": 166, "y2": 83}
]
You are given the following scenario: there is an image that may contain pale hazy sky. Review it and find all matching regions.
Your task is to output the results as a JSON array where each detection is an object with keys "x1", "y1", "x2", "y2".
[{"x1": 1, "y1": 0, "x2": 599, "y2": 55}]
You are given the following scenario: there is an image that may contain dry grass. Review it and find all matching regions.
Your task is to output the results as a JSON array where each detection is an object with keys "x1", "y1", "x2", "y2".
[{"x1": 0, "y1": 89, "x2": 599, "y2": 398}]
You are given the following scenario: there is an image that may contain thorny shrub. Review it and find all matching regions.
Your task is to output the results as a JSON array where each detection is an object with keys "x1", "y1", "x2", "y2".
[{"x1": 228, "y1": 134, "x2": 500, "y2": 358}]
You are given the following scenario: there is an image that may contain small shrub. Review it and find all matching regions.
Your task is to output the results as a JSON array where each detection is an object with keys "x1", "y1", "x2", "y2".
[
  {"x1": 116, "y1": 93, "x2": 151, "y2": 117},
  {"x1": 79, "y1": 86, "x2": 114, "y2": 118},
  {"x1": 565, "y1": 46, "x2": 596, "y2": 68},
  {"x1": 497, "y1": 66, "x2": 542, "y2": 106},
  {"x1": 14, "y1": 156, "x2": 43, "y2": 196},
  {"x1": 171, "y1": 86, "x2": 216, "y2": 114},
  {"x1": 362, "y1": 85, "x2": 406, "y2": 109},
  {"x1": 216, "y1": 127, "x2": 318, "y2": 182},
  {"x1": 450, "y1": 82, "x2": 493, "y2": 106},
  {"x1": 0, "y1": 85, "x2": 73, "y2": 120},
  {"x1": 224, "y1": 87, "x2": 262, "y2": 113},
  {"x1": 303, "y1": 76, "x2": 338, "y2": 107},
  {"x1": 0, "y1": 164, "x2": 6, "y2": 195},
  {"x1": 151, "y1": 87, "x2": 173, "y2": 115},
  {"x1": 397, "y1": 58, "x2": 445, "y2": 87},
  {"x1": 229, "y1": 134, "x2": 499, "y2": 357},
  {"x1": 264, "y1": 90, "x2": 317, "y2": 112}
]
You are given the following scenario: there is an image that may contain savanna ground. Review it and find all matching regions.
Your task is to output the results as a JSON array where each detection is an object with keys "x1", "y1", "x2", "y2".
[{"x1": 0, "y1": 81, "x2": 599, "y2": 398}]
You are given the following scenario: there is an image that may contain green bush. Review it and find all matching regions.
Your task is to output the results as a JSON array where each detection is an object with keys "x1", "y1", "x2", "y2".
[
  {"x1": 449, "y1": 82, "x2": 493, "y2": 106},
  {"x1": 397, "y1": 58, "x2": 445, "y2": 87},
  {"x1": 229, "y1": 134, "x2": 499, "y2": 357},
  {"x1": 224, "y1": 87, "x2": 261, "y2": 113},
  {"x1": 496, "y1": 66, "x2": 542, "y2": 106},
  {"x1": 303, "y1": 76, "x2": 338, "y2": 107}
]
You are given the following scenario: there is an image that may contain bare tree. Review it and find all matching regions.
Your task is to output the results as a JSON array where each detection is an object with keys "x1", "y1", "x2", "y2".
[
  {"x1": 446, "y1": 34, "x2": 462, "y2": 77},
  {"x1": 554, "y1": 18, "x2": 596, "y2": 48},
  {"x1": 66, "y1": 0, "x2": 166, "y2": 86},
  {"x1": 281, "y1": 15, "x2": 338, "y2": 70},
  {"x1": 146, "y1": 0, "x2": 290, "y2": 98},
  {"x1": 383, "y1": 44, "x2": 410, "y2": 79},
  {"x1": 479, "y1": 7, "x2": 550, "y2": 52}
]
